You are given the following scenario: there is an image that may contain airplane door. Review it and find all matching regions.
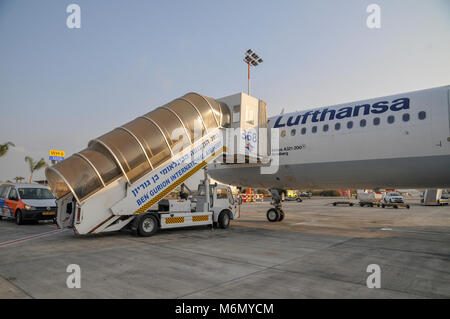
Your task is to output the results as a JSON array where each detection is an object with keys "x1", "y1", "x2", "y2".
[
  {"x1": 448, "y1": 89, "x2": 450, "y2": 143},
  {"x1": 431, "y1": 88, "x2": 450, "y2": 151}
]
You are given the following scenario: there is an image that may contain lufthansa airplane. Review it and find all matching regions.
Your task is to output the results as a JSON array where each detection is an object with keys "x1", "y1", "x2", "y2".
[{"x1": 209, "y1": 86, "x2": 450, "y2": 193}]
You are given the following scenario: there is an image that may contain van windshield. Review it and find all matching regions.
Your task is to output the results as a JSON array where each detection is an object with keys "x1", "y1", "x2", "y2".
[{"x1": 18, "y1": 188, "x2": 55, "y2": 200}]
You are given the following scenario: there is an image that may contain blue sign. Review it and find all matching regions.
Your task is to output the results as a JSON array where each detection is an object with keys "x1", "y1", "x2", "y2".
[{"x1": 49, "y1": 156, "x2": 64, "y2": 161}]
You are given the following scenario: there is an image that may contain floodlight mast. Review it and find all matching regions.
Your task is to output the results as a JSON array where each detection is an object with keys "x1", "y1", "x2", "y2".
[{"x1": 244, "y1": 49, "x2": 263, "y2": 95}]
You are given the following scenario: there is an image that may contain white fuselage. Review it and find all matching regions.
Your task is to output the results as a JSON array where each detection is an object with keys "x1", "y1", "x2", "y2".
[{"x1": 210, "y1": 86, "x2": 450, "y2": 189}]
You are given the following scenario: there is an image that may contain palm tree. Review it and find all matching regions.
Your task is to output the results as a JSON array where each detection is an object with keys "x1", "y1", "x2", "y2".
[
  {"x1": 14, "y1": 176, "x2": 25, "y2": 183},
  {"x1": 0, "y1": 142, "x2": 15, "y2": 157},
  {"x1": 25, "y1": 156, "x2": 48, "y2": 183}
]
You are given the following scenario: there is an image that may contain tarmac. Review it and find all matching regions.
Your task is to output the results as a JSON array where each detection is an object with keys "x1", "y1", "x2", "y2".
[{"x1": 0, "y1": 198, "x2": 449, "y2": 299}]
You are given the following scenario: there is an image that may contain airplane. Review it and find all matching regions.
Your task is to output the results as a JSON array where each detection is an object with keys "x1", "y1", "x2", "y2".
[{"x1": 209, "y1": 85, "x2": 450, "y2": 220}]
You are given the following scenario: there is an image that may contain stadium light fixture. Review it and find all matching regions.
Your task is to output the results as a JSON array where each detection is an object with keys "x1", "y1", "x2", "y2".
[{"x1": 243, "y1": 49, "x2": 263, "y2": 95}]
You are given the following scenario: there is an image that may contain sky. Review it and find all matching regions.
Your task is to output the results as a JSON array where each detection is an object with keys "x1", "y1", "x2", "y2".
[{"x1": 0, "y1": 0, "x2": 449, "y2": 182}]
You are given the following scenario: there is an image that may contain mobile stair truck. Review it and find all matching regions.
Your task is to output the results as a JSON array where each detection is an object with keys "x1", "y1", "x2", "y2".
[
  {"x1": 45, "y1": 92, "x2": 269, "y2": 236},
  {"x1": 423, "y1": 189, "x2": 449, "y2": 206}
]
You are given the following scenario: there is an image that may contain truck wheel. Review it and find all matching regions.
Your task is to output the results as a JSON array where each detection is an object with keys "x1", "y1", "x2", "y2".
[
  {"x1": 296, "y1": 197, "x2": 302, "y2": 203},
  {"x1": 406, "y1": 205, "x2": 410, "y2": 209},
  {"x1": 137, "y1": 214, "x2": 159, "y2": 237},
  {"x1": 267, "y1": 208, "x2": 279, "y2": 222},
  {"x1": 15, "y1": 210, "x2": 23, "y2": 225},
  {"x1": 218, "y1": 211, "x2": 231, "y2": 229},
  {"x1": 393, "y1": 205, "x2": 398, "y2": 209},
  {"x1": 278, "y1": 210, "x2": 285, "y2": 221},
  {"x1": 349, "y1": 203, "x2": 354, "y2": 207}
]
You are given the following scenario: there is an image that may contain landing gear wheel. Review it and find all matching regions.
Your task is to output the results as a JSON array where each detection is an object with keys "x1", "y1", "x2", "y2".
[
  {"x1": 278, "y1": 210, "x2": 285, "y2": 222},
  {"x1": 267, "y1": 208, "x2": 280, "y2": 222},
  {"x1": 137, "y1": 214, "x2": 159, "y2": 237},
  {"x1": 15, "y1": 211, "x2": 23, "y2": 225},
  {"x1": 218, "y1": 211, "x2": 231, "y2": 229}
]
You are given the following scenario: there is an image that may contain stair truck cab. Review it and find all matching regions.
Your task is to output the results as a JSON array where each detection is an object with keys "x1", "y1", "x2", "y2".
[{"x1": 129, "y1": 178, "x2": 238, "y2": 236}]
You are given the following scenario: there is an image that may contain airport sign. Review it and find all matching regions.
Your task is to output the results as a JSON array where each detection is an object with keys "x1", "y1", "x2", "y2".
[
  {"x1": 49, "y1": 156, "x2": 65, "y2": 161},
  {"x1": 49, "y1": 150, "x2": 65, "y2": 157},
  {"x1": 49, "y1": 150, "x2": 65, "y2": 162}
]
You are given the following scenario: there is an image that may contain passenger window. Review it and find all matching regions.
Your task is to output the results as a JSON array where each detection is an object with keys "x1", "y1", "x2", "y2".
[
  {"x1": 373, "y1": 117, "x2": 380, "y2": 126},
  {"x1": 335, "y1": 123, "x2": 341, "y2": 131},
  {"x1": 301, "y1": 127, "x2": 307, "y2": 135},
  {"x1": 387, "y1": 115, "x2": 395, "y2": 124},
  {"x1": 3, "y1": 187, "x2": 11, "y2": 198},
  {"x1": 403, "y1": 113, "x2": 410, "y2": 122},
  {"x1": 291, "y1": 129, "x2": 296, "y2": 136},
  {"x1": 8, "y1": 188, "x2": 18, "y2": 201},
  {"x1": 245, "y1": 108, "x2": 255, "y2": 125},
  {"x1": 323, "y1": 124, "x2": 329, "y2": 132},
  {"x1": 418, "y1": 111, "x2": 426, "y2": 120},
  {"x1": 0, "y1": 186, "x2": 6, "y2": 198},
  {"x1": 232, "y1": 105, "x2": 240, "y2": 123},
  {"x1": 347, "y1": 121, "x2": 353, "y2": 129},
  {"x1": 217, "y1": 188, "x2": 228, "y2": 199},
  {"x1": 360, "y1": 119, "x2": 366, "y2": 127},
  {"x1": 227, "y1": 189, "x2": 235, "y2": 205},
  {"x1": 281, "y1": 130, "x2": 286, "y2": 137},
  {"x1": 312, "y1": 126, "x2": 317, "y2": 133}
]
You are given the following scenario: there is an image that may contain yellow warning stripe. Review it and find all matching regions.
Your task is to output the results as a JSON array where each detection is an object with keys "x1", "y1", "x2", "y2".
[
  {"x1": 192, "y1": 215, "x2": 209, "y2": 222},
  {"x1": 133, "y1": 146, "x2": 226, "y2": 215},
  {"x1": 87, "y1": 215, "x2": 116, "y2": 234},
  {"x1": 165, "y1": 217, "x2": 185, "y2": 224}
]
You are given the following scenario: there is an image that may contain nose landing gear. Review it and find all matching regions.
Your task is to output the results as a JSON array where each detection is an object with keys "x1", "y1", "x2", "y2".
[{"x1": 267, "y1": 189, "x2": 285, "y2": 222}]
